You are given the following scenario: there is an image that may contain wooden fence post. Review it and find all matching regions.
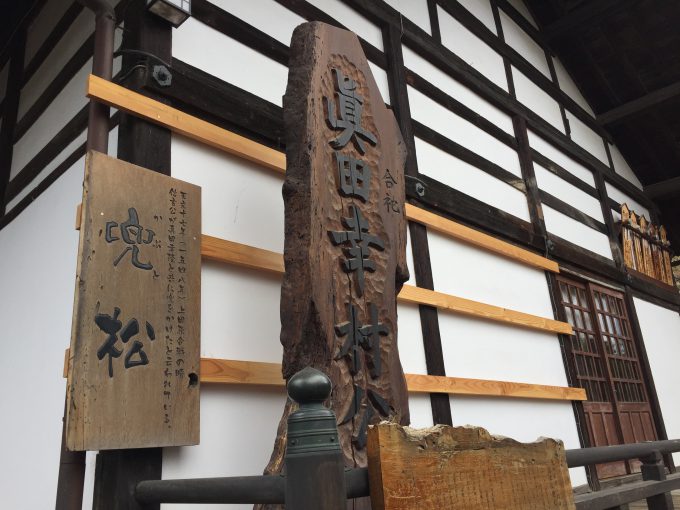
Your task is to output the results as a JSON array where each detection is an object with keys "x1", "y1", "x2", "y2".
[{"x1": 641, "y1": 451, "x2": 675, "y2": 510}]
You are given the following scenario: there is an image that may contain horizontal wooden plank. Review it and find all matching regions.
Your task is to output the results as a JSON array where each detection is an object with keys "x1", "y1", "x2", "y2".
[
  {"x1": 202, "y1": 359, "x2": 586, "y2": 401},
  {"x1": 87, "y1": 76, "x2": 559, "y2": 273},
  {"x1": 87, "y1": 74, "x2": 286, "y2": 173},
  {"x1": 198, "y1": 236, "x2": 572, "y2": 335},
  {"x1": 63, "y1": 352, "x2": 585, "y2": 401},
  {"x1": 397, "y1": 285, "x2": 573, "y2": 335},
  {"x1": 404, "y1": 204, "x2": 558, "y2": 273}
]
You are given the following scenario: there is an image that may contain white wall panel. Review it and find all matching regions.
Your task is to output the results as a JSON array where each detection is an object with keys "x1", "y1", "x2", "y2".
[
  {"x1": 450, "y1": 395, "x2": 587, "y2": 486},
  {"x1": 428, "y1": 231, "x2": 552, "y2": 316},
  {"x1": 383, "y1": 0, "x2": 431, "y2": 34},
  {"x1": 171, "y1": 135, "x2": 284, "y2": 253},
  {"x1": 397, "y1": 303, "x2": 427, "y2": 375},
  {"x1": 162, "y1": 386, "x2": 288, "y2": 510},
  {"x1": 534, "y1": 163, "x2": 604, "y2": 221},
  {"x1": 305, "y1": 0, "x2": 383, "y2": 51},
  {"x1": 605, "y1": 182, "x2": 650, "y2": 219},
  {"x1": 513, "y1": 67, "x2": 564, "y2": 132},
  {"x1": 415, "y1": 137, "x2": 530, "y2": 222},
  {"x1": 409, "y1": 394, "x2": 435, "y2": 428},
  {"x1": 210, "y1": 0, "x2": 305, "y2": 45},
  {"x1": 440, "y1": 315, "x2": 565, "y2": 385},
  {"x1": 543, "y1": 205, "x2": 613, "y2": 259},
  {"x1": 634, "y1": 298, "x2": 680, "y2": 464},
  {"x1": 11, "y1": 60, "x2": 92, "y2": 179},
  {"x1": 368, "y1": 61, "x2": 391, "y2": 105},
  {"x1": 409, "y1": 86, "x2": 521, "y2": 176},
  {"x1": 506, "y1": 0, "x2": 538, "y2": 29},
  {"x1": 200, "y1": 262, "x2": 282, "y2": 361},
  {"x1": 6, "y1": 125, "x2": 118, "y2": 213},
  {"x1": 458, "y1": 0, "x2": 496, "y2": 32},
  {"x1": 553, "y1": 57, "x2": 594, "y2": 116},
  {"x1": 565, "y1": 110, "x2": 608, "y2": 165},
  {"x1": 528, "y1": 130, "x2": 595, "y2": 186},
  {"x1": 0, "y1": 160, "x2": 84, "y2": 509},
  {"x1": 501, "y1": 12, "x2": 550, "y2": 77},
  {"x1": 609, "y1": 143, "x2": 643, "y2": 189},
  {"x1": 173, "y1": 18, "x2": 288, "y2": 106},
  {"x1": 402, "y1": 45, "x2": 514, "y2": 134},
  {"x1": 24, "y1": 0, "x2": 74, "y2": 66},
  {"x1": 438, "y1": 5, "x2": 508, "y2": 91},
  {"x1": 19, "y1": 9, "x2": 95, "y2": 120}
]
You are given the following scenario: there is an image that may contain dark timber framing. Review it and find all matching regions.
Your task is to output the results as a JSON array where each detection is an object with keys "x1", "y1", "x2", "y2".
[
  {"x1": 90, "y1": 1, "x2": 170, "y2": 509},
  {"x1": 384, "y1": 22, "x2": 453, "y2": 426}
]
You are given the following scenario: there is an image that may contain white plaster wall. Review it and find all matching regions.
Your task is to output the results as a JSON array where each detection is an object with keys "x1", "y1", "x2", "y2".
[
  {"x1": 408, "y1": 85, "x2": 521, "y2": 176},
  {"x1": 543, "y1": 205, "x2": 613, "y2": 259},
  {"x1": 173, "y1": 18, "x2": 288, "y2": 106},
  {"x1": 458, "y1": 0, "x2": 496, "y2": 33},
  {"x1": 528, "y1": 130, "x2": 595, "y2": 186},
  {"x1": 553, "y1": 57, "x2": 595, "y2": 116},
  {"x1": 608, "y1": 143, "x2": 643, "y2": 189},
  {"x1": 429, "y1": 231, "x2": 552, "y2": 316},
  {"x1": 19, "y1": 9, "x2": 95, "y2": 120},
  {"x1": 402, "y1": 45, "x2": 514, "y2": 134},
  {"x1": 306, "y1": 0, "x2": 383, "y2": 51},
  {"x1": 383, "y1": 0, "x2": 431, "y2": 34},
  {"x1": 210, "y1": 0, "x2": 304, "y2": 45},
  {"x1": 438, "y1": 5, "x2": 508, "y2": 91},
  {"x1": 606, "y1": 182, "x2": 650, "y2": 219},
  {"x1": 0, "y1": 159, "x2": 85, "y2": 509},
  {"x1": 415, "y1": 137, "x2": 530, "y2": 222},
  {"x1": 513, "y1": 66, "x2": 564, "y2": 132},
  {"x1": 500, "y1": 12, "x2": 550, "y2": 77},
  {"x1": 634, "y1": 298, "x2": 680, "y2": 464},
  {"x1": 565, "y1": 110, "x2": 608, "y2": 165},
  {"x1": 506, "y1": 0, "x2": 538, "y2": 29},
  {"x1": 534, "y1": 163, "x2": 604, "y2": 222}
]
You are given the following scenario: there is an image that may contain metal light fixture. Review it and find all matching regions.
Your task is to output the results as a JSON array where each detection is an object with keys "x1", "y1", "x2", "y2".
[{"x1": 146, "y1": 0, "x2": 191, "y2": 27}]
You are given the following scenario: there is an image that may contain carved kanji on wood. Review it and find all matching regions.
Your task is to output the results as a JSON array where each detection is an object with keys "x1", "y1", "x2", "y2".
[{"x1": 257, "y1": 22, "x2": 410, "y2": 509}]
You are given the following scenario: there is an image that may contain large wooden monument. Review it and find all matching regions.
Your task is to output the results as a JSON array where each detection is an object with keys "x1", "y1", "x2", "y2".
[{"x1": 260, "y1": 20, "x2": 411, "y2": 501}]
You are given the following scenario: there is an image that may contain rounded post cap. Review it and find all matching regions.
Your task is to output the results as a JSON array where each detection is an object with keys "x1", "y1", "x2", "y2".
[{"x1": 287, "y1": 367, "x2": 332, "y2": 405}]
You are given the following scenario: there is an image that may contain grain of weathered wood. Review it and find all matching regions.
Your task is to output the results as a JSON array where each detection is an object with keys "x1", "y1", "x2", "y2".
[
  {"x1": 260, "y1": 25, "x2": 410, "y2": 506},
  {"x1": 66, "y1": 151, "x2": 201, "y2": 451},
  {"x1": 367, "y1": 423, "x2": 577, "y2": 510}
]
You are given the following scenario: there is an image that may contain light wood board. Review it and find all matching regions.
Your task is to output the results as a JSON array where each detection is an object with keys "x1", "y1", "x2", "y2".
[
  {"x1": 367, "y1": 423, "x2": 576, "y2": 509},
  {"x1": 66, "y1": 151, "x2": 201, "y2": 451}
]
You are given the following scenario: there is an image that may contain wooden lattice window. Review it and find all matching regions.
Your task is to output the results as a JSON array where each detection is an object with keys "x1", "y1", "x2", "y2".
[{"x1": 556, "y1": 276, "x2": 657, "y2": 479}]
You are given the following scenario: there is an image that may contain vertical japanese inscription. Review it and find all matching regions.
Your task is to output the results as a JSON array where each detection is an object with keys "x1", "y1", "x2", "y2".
[
  {"x1": 259, "y1": 23, "x2": 410, "y2": 504},
  {"x1": 66, "y1": 151, "x2": 201, "y2": 451}
]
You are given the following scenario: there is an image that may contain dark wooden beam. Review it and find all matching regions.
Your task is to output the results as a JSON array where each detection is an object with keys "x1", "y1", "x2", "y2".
[
  {"x1": 598, "y1": 80, "x2": 680, "y2": 126},
  {"x1": 384, "y1": 22, "x2": 452, "y2": 427},
  {"x1": 0, "y1": 29, "x2": 26, "y2": 215},
  {"x1": 542, "y1": 0, "x2": 635, "y2": 41},
  {"x1": 643, "y1": 176, "x2": 680, "y2": 200}
]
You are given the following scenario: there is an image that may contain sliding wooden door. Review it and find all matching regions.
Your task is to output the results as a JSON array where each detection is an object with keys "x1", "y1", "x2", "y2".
[{"x1": 556, "y1": 277, "x2": 657, "y2": 479}]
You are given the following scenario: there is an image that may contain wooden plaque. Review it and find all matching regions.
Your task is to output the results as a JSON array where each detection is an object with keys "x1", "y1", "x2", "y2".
[
  {"x1": 367, "y1": 423, "x2": 576, "y2": 510},
  {"x1": 260, "y1": 21, "x2": 410, "y2": 500},
  {"x1": 65, "y1": 151, "x2": 201, "y2": 451}
]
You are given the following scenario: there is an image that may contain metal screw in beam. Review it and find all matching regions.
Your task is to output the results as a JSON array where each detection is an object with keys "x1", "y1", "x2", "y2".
[{"x1": 284, "y1": 366, "x2": 346, "y2": 510}]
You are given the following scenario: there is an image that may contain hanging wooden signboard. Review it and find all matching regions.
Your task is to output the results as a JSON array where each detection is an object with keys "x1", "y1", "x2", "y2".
[
  {"x1": 260, "y1": 21, "x2": 410, "y2": 507},
  {"x1": 65, "y1": 150, "x2": 201, "y2": 451}
]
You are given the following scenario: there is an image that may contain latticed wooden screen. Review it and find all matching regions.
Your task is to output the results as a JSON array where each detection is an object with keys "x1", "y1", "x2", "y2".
[
  {"x1": 621, "y1": 204, "x2": 674, "y2": 286},
  {"x1": 557, "y1": 279, "x2": 610, "y2": 403},
  {"x1": 556, "y1": 277, "x2": 657, "y2": 478}
]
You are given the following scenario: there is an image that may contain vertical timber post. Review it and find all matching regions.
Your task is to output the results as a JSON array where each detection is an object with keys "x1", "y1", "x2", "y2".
[
  {"x1": 91, "y1": 1, "x2": 171, "y2": 509},
  {"x1": 285, "y1": 367, "x2": 346, "y2": 510},
  {"x1": 641, "y1": 451, "x2": 674, "y2": 510}
]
